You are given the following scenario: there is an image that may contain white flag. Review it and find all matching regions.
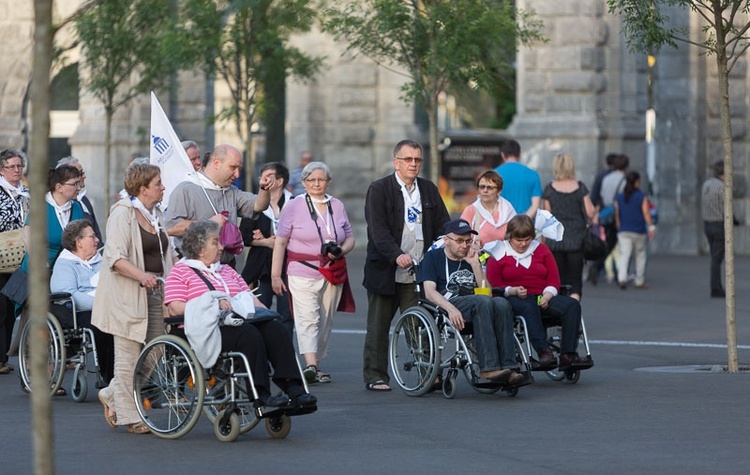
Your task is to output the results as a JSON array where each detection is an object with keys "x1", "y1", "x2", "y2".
[{"x1": 149, "y1": 91, "x2": 197, "y2": 208}]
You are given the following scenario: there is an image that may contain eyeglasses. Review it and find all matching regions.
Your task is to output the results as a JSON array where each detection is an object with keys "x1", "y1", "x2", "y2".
[
  {"x1": 62, "y1": 181, "x2": 82, "y2": 188},
  {"x1": 304, "y1": 178, "x2": 328, "y2": 184},
  {"x1": 79, "y1": 234, "x2": 97, "y2": 240},
  {"x1": 478, "y1": 185, "x2": 498, "y2": 191},
  {"x1": 396, "y1": 156, "x2": 424, "y2": 165},
  {"x1": 2, "y1": 164, "x2": 23, "y2": 170},
  {"x1": 445, "y1": 236, "x2": 473, "y2": 245}
]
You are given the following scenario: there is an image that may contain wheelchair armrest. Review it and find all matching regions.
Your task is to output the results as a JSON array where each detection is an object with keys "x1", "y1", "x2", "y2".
[
  {"x1": 165, "y1": 316, "x2": 185, "y2": 325},
  {"x1": 559, "y1": 285, "x2": 573, "y2": 297},
  {"x1": 49, "y1": 292, "x2": 72, "y2": 301}
]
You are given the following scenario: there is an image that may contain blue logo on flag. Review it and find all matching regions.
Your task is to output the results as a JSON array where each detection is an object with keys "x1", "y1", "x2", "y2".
[{"x1": 152, "y1": 134, "x2": 173, "y2": 164}]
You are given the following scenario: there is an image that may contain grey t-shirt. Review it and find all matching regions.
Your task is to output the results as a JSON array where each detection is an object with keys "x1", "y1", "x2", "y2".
[
  {"x1": 599, "y1": 171, "x2": 626, "y2": 207},
  {"x1": 165, "y1": 181, "x2": 258, "y2": 256}
]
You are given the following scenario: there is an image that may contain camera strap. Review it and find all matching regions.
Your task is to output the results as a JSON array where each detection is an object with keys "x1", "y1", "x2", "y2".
[{"x1": 304, "y1": 193, "x2": 339, "y2": 246}]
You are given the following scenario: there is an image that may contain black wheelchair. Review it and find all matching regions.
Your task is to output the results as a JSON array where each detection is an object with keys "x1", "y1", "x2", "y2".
[
  {"x1": 18, "y1": 293, "x2": 105, "y2": 401},
  {"x1": 132, "y1": 316, "x2": 316, "y2": 442}
]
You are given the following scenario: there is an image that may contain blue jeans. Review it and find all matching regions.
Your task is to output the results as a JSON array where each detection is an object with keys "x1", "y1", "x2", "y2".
[
  {"x1": 508, "y1": 295, "x2": 582, "y2": 354},
  {"x1": 450, "y1": 295, "x2": 516, "y2": 371}
]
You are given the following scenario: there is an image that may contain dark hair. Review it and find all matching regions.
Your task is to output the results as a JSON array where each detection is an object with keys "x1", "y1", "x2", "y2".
[
  {"x1": 201, "y1": 151, "x2": 212, "y2": 168},
  {"x1": 613, "y1": 154, "x2": 629, "y2": 171},
  {"x1": 475, "y1": 169, "x2": 503, "y2": 191},
  {"x1": 505, "y1": 214, "x2": 535, "y2": 241},
  {"x1": 499, "y1": 139, "x2": 521, "y2": 160},
  {"x1": 393, "y1": 139, "x2": 423, "y2": 158},
  {"x1": 61, "y1": 219, "x2": 94, "y2": 252},
  {"x1": 605, "y1": 153, "x2": 619, "y2": 167},
  {"x1": 182, "y1": 220, "x2": 221, "y2": 260},
  {"x1": 48, "y1": 165, "x2": 81, "y2": 193},
  {"x1": 712, "y1": 159, "x2": 724, "y2": 178},
  {"x1": 623, "y1": 171, "x2": 640, "y2": 203},
  {"x1": 260, "y1": 162, "x2": 290, "y2": 188}
]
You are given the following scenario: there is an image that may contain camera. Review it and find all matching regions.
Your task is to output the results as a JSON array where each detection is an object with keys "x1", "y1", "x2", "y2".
[{"x1": 321, "y1": 240, "x2": 343, "y2": 258}]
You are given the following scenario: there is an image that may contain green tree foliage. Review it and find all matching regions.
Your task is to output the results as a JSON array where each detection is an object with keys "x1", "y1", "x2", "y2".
[
  {"x1": 75, "y1": 0, "x2": 185, "y2": 211},
  {"x1": 181, "y1": 0, "x2": 324, "y2": 176},
  {"x1": 608, "y1": 0, "x2": 750, "y2": 371},
  {"x1": 324, "y1": 0, "x2": 544, "y2": 181}
]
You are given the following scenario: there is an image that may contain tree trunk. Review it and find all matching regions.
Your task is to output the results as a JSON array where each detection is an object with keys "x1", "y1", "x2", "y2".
[
  {"x1": 426, "y1": 99, "x2": 440, "y2": 185},
  {"x1": 105, "y1": 108, "x2": 113, "y2": 217},
  {"x1": 244, "y1": 112, "x2": 255, "y2": 191},
  {"x1": 713, "y1": 18, "x2": 737, "y2": 372},
  {"x1": 30, "y1": 0, "x2": 54, "y2": 473}
]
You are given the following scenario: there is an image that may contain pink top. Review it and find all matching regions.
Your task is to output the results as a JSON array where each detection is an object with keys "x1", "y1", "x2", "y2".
[
  {"x1": 460, "y1": 199, "x2": 516, "y2": 246},
  {"x1": 276, "y1": 195, "x2": 353, "y2": 278},
  {"x1": 164, "y1": 262, "x2": 250, "y2": 304},
  {"x1": 485, "y1": 243, "x2": 560, "y2": 294}
]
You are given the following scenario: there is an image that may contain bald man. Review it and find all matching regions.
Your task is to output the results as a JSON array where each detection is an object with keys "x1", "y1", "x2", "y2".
[{"x1": 165, "y1": 144, "x2": 281, "y2": 263}]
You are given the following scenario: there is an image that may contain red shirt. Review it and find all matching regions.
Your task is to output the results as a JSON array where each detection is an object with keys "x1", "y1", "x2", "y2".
[{"x1": 485, "y1": 242, "x2": 560, "y2": 294}]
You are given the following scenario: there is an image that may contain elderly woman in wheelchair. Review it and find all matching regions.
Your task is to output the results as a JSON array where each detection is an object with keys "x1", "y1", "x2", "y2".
[
  {"x1": 163, "y1": 220, "x2": 316, "y2": 411},
  {"x1": 417, "y1": 219, "x2": 532, "y2": 390},
  {"x1": 485, "y1": 215, "x2": 593, "y2": 375}
]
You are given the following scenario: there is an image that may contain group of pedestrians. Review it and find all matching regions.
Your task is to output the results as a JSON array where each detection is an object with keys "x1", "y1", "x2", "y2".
[{"x1": 0, "y1": 136, "x2": 722, "y2": 434}]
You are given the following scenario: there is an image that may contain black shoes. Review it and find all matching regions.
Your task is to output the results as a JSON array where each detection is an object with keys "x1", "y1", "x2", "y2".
[
  {"x1": 536, "y1": 348, "x2": 557, "y2": 370},
  {"x1": 711, "y1": 290, "x2": 726, "y2": 298},
  {"x1": 265, "y1": 392, "x2": 317, "y2": 409},
  {"x1": 559, "y1": 352, "x2": 594, "y2": 370}
]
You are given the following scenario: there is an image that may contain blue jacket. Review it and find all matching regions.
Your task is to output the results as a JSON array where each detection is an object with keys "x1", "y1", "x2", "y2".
[{"x1": 50, "y1": 249, "x2": 102, "y2": 312}]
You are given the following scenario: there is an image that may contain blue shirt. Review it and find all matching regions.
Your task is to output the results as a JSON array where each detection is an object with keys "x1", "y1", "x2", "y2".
[
  {"x1": 616, "y1": 190, "x2": 647, "y2": 234},
  {"x1": 495, "y1": 162, "x2": 542, "y2": 214}
]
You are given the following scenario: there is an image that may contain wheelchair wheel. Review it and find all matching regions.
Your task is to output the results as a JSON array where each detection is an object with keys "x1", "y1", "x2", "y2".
[
  {"x1": 544, "y1": 325, "x2": 566, "y2": 381},
  {"x1": 133, "y1": 335, "x2": 205, "y2": 439},
  {"x1": 389, "y1": 306, "x2": 441, "y2": 397},
  {"x1": 564, "y1": 369, "x2": 581, "y2": 384},
  {"x1": 203, "y1": 373, "x2": 260, "y2": 435},
  {"x1": 70, "y1": 367, "x2": 88, "y2": 403},
  {"x1": 266, "y1": 414, "x2": 291, "y2": 439},
  {"x1": 442, "y1": 370, "x2": 458, "y2": 399},
  {"x1": 213, "y1": 408, "x2": 241, "y2": 442},
  {"x1": 18, "y1": 313, "x2": 66, "y2": 397},
  {"x1": 461, "y1": 336, "x2": 501, "y2": 395}
]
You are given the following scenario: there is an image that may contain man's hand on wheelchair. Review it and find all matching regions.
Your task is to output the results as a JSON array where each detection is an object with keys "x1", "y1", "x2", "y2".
[{"x1": 396, "y1": 253, "x2": 414, "y2": 269}]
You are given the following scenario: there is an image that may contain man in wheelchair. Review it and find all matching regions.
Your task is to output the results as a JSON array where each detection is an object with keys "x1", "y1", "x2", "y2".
[{"x1": 418, "y1": 219, "x2": 531, "y2": 388}]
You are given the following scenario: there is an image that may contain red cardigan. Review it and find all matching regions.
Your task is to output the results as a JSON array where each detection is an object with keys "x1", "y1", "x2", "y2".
[{"x1": 485, "y1": 242, "x2": 560, "y2": 294}]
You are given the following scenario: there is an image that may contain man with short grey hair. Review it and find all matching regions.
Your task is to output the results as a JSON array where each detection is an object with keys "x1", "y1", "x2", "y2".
[
  {"x1": 181, "y1": 140, "x2": 202, "y2": 172},
  {"x1": 56, "y1": 156, "x2": 102, "y2": 241}
]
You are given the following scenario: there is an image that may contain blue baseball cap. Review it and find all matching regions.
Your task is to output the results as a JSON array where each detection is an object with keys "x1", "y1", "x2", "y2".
[{"x1": 443, "y1": 219, "x2": 478, "y2": 236}]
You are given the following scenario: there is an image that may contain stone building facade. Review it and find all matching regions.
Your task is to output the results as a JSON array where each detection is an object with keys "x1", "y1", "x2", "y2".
[{"x1": 1, "y1": 0, "x2": 747, "y2": 253}]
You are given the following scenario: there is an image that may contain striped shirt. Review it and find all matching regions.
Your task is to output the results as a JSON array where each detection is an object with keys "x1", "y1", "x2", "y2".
[
  {"x1": 701, "y1": 176, "x2": 724, "y2": 222},
  {"x1": 164, "y1": 262, "x2": 250, "y2": 304}
]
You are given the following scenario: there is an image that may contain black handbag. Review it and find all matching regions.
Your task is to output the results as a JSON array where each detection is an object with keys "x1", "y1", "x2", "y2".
[
  {"x1": 582, "y1": 223, "x2": 607, "y2": 261},
  {"x1": 1, "y1": 267, "x2": 28, "y2": 305}
]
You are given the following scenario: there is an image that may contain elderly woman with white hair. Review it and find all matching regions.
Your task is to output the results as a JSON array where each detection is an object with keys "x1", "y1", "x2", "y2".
[{"x1": 271, "y1": 161, "x2": 355, "y2": 384}]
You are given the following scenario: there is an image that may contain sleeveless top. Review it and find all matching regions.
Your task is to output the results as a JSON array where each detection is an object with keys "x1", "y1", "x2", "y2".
[{"x1": 542, "y1": 181, "x2": 589, "y2": 252}]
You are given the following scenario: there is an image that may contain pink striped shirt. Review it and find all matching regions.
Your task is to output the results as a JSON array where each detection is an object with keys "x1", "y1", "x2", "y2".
[{"x1": 164, "y1": 262, "x2": 250, "y2": 304}]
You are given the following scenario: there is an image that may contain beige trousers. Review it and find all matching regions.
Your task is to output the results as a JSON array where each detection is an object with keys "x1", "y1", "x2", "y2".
[
  {"x1": 98, "y1": 288, "x2": 164, "y2": 426},
  {"x1": 287, "y1": 275, "x2": 342, "y2": 360}
]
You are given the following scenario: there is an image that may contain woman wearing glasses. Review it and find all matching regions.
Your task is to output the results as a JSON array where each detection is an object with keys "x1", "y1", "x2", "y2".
[
  {"x1": 271, "y1": 161, "x2": 355, "y2": 384},
  {"x1": 0, "y1": 149, "x2": 29, "y2": 374},
  {"x1": 460, "y1": 170, "x2": 516, "y2": 246},
  {"x1": 44, "y1": 165, "x2": 86, "y2": 267}
]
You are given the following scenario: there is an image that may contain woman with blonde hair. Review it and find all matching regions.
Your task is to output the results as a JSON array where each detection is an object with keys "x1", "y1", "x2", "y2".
[{"x1": 541, "y1": 154, "x2": 596, "y2": 300}]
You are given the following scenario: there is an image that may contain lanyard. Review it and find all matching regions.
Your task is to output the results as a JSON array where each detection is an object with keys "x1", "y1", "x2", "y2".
[{"x1": 304, "y1": 194, "x2": 338, "y2": 245}]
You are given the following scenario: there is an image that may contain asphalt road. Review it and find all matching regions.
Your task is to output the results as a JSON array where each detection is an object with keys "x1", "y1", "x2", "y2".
[{"x1": 1, "y1": 251, "x2": 749, "y2": 474}]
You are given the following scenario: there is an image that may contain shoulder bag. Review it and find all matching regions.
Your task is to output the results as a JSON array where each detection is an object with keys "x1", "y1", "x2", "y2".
[{"x1": 0, "y1": 228, "x2": 26, "y2": 274}]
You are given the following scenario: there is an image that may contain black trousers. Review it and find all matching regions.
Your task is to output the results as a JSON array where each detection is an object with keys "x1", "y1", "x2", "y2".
[
  {"x1": 704, "y1": 221, "x2": 725, "y2": 294},
  {"x1": 0, "y1": 273, "x2": 15, "y2": 364},
  {"x1": 220, "y1": 319, "x2": 304, "y2": 398}
]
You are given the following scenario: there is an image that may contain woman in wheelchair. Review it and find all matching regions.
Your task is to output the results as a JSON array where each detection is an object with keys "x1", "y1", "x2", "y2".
[
  {"x1": 418, "y1": 219, "x2": 531, "y2": 388},
  {"x1": 485, "y1": 215, "x2": 593, "y2": 371},
  {"x1": 50, "y1": 219, "x2": 114, "y2": 385},
  {"x1": 163, "y1": 220, "x2": 316, "y2": 410}
]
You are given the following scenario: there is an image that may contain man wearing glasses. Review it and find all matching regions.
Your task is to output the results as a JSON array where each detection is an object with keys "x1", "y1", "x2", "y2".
[
  {"x1": 362, "y1": 139, "x2": 449, "y2": 392},
  {"x1": 418, "y1": 219, "x2": 528, "y2": 387}
]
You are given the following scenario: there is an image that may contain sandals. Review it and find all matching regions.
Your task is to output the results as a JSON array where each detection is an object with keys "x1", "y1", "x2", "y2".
[
  {"x1": 303, "y1": 364, "x2": 332, "y2": 384},
  {"x1": 98, "y1": 392, "x2": 117, "y2": 428},
  {"x1": 53, "y1": 387, "x2": 67, "y2": 397},
  {"x1": 128, "y1": 422, "x2": 150, "y2": 435},
  {"x1": 365, "y1": 380, "x2": 391, "y2": 392}
]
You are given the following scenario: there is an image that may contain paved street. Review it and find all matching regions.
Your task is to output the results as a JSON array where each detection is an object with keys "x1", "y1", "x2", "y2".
[{"x1": 1, "y1": 250, "x2": 749, "y2": 474}]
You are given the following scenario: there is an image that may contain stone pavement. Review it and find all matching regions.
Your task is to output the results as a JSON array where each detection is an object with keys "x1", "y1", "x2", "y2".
[{"x1": 1, "y1": 250, "x2": 748, "y2": 474}]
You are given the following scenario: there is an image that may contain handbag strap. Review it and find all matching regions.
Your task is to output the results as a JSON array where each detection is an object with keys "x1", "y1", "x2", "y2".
[{"x1": 190, "y1": 266, "x2": 216, "y2": 291}]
